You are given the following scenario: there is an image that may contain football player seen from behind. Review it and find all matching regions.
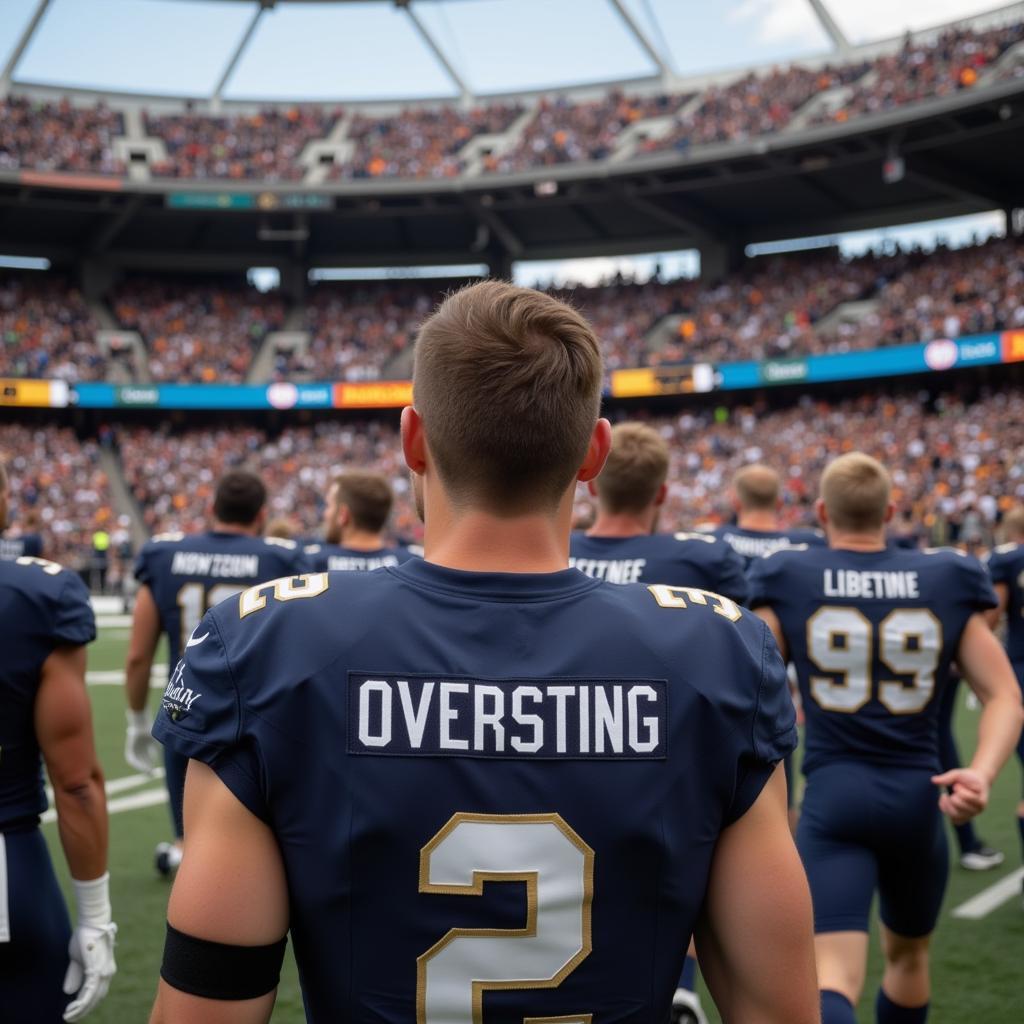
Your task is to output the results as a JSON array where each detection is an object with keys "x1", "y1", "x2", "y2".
[
  {"x1": 711, "y1": 463, "x2": 824, "y2": 569},
  {"x1": 749, "y1": 452, "x2": 1023, "y2": 1024},
  {"x1": 304, "y1": 471, "x2": 415, "y2": 572},
  {"x1": 570, "y1": 421, "x2": 748, "y2": 603},
  {"x1": 149, "y1": 282, "x2": 818, "y2": 1024},
  {"x1": 985, "y1": 504, "x2": 1024, "y2": 889},
  {"x1": 123, "y1": 469, "x2": 310, "y2": 876},
  {"x1": 0, "y1": 461, "x2": 116, "y2": 1023}
]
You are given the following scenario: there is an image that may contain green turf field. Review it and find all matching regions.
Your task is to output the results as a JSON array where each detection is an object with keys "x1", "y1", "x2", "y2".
[{"x1": 43, "y1": 626, "x2": 1023, "y2": 1022}]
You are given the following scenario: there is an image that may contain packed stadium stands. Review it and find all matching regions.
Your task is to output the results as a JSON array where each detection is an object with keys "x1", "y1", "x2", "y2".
[
  {"x1": 1, "y1": 19, "x2": 1020, "y2": 181},
  {"x1": 110, "y1": 278, "x2": 287, "y2": 383},
  {"x1": 6, "y1": 383, "x2": 1016, "y2": 570}
]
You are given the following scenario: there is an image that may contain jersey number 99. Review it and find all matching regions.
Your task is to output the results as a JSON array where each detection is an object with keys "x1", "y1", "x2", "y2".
[{"x1": 807, "y1": 606, "x2": 942, "y2": 714}]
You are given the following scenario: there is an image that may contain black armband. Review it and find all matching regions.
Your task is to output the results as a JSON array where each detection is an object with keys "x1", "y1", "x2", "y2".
[{"x1": 160, "y1": 922, "x2": 287, "y2": 1000}]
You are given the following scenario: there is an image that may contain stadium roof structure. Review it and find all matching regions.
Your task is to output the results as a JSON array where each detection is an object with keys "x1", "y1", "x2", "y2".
[{"x1": 0, "y1": 0, "x2": 1019, "y2": 104}]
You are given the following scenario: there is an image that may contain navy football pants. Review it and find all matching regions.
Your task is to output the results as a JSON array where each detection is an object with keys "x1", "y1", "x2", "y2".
[
  {"x1": 798, "y1": 763, "x2": 948, "y2": 937},
  {"x1": 0, "y1": 827, "x2": 72, "y2": 1022}
]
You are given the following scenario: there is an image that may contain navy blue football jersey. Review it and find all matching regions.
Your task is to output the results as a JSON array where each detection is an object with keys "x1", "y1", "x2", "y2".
[
  {"x1": 986, "y1": 542, "x2": 1024, "y2": 663},
  {"x1": 569, "y1": 531, "x2": 748, "y2": 603},
  {"x1": 134, "y1": 530, "x2": 310, "y2": 670},
  {"x1": 0, "y1": 556, "x2": 95, "y2": 829},
  {"x1": 0, "y1": 534, "x2": 43, "y2": 561},
  {"x1": 154, "y1": 559, "x2": 795, "y2": 1021},
  {"x1": 303, "y1": 542, "x2": 415, "y2": 573},
  {"x1": 748, "y1": 545, "x2": 997, "y2": 774},
  {"x1": 710, "y1": 524, "x2": 825, "y2": 569}
]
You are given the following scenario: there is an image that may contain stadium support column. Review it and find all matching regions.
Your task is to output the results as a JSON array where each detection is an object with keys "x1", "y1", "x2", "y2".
[
  {"x1": 698, "y1": 235, "x2": 744, "y2": 284},
  {"x1": 0, "y1": 0, "x2": 50, "y2": 99}
]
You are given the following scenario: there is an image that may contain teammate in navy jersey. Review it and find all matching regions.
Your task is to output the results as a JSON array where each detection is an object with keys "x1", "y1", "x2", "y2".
[
  {"x1": 985, "y1": 505, "x2": 1024, "y2": 877},
  {"x1": 0, "y1": 532, "x2": 43, "y2": 561},
  {"x1": 303, "y1": 470, "x2": 415, "y2": 572},
  {"x1": 123, "y1": 469, "x2": 309, "y2": 876},
  {"x1": 570, "y1": 421, "x2": 747, "y2": 606},
  {"x1": 707, "y1": 463, "x2": 824, "y2": 569},
  {"x1": 748, "y1": 452, "x2": 1022, "y2": 1024},
  {"x1": 0, "y1": 462, "x2": 116, "y2": 1022},
  {"x1": 150, "y1": 281, "x2": 817, "y2": 1024},
  {"x1": 568, "y1": 419, "x2": 744, "y2": 1022}
]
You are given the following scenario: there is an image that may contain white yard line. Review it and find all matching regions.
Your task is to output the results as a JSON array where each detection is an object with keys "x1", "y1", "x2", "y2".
[
  {"x1": 97, "y1": 615, "x2": 133, "y2": 629},
  {"x1": 952, "y1": 867, "x2": 1024, "y2": 919},
  {"x1": 86, "y1": 666, "x2": 168, "y2": 686},
  {"x1": 42, "y1": 786, "x2": 167, "y2": 825}
]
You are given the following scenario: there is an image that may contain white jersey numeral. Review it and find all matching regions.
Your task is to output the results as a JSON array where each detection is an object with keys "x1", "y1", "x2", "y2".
[
  {"x1": 807, "y1": 606, "x2": 942, "y2": 715},
  {"x1": 417, "y1": 813, "x2": 593, "y2": 1024}
]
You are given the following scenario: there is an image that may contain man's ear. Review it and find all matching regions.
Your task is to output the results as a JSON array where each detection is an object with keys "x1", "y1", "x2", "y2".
[
  {"x1": 815, "y1": 498, "x2": 828, "y2": 529},
  {"x1": 883, "y1": 501, "x2": 895, "y2": 525},
  {"x1": 578, "y1": 418, "x2": 612, "y2": 484},
  {"x1": 654, "y1": 482, "x2": 667, "y2": 508},
  {"x1": 401, "y1": 406, "x2": 427, "y2": 476}
]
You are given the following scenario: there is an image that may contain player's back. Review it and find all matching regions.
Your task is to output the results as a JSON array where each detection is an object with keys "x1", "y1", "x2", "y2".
[
  {"x1": 156, "y1": 560, "x2": 793, "y2": 1021},
  {"x1": 987, "y1": 541, "x2": 1024, "y2": 667},
  {"x1": 748, "y1": 544, "x2": 996, "y2": 774},
  {"x1": 0, "y1": 556, "x2": 95, "y2": 830},
  {"x1": 134, "y1": 530, "x2": 309, "y2": 666},
  {"x1": 303, "y1": 541, "x2": 415, "y2": 573},
  {"x1": 569, "y1": 530, "x2": 747, "y2": 601},
  {"x1": 710, "y1": 523, "x2": 824, "y2": 569}
]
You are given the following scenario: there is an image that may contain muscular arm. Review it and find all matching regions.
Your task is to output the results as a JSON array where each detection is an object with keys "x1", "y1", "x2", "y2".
[
  {"x1": 956, "y1": 612, "x2": 1023, "y2": 786},
  {"x1": 985, "y1": 582, "x2": 1008, "y2": 631},
  {"x1": 754, "y1": 605, "x2": 789, "y2": 662},
  {"x1": 695, "y1": 766, "x2": 819, "y2": 1024},
  {"x1": 35, "y1": 645, "x2": 108, "y2": 880},
  {"x1": 125, "y1": 584, "x2": 161, "y2": 712},
  {"x1": 149, "y1": 762, "x2": 288, "y2": 1024}
]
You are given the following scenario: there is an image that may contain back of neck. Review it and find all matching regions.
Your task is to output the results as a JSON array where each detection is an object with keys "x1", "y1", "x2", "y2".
[
  {"x1": 737, "y1": 511, "x2": 780, "y2": 532},
  {"x1": 586, "y1": 511, "x2": 651, "y2": 539}
]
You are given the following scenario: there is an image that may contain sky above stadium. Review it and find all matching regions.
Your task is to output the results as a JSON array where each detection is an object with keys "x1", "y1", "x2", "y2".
[{"x1": 1, "y1": 0, "x2": 1010, "y2": 100}]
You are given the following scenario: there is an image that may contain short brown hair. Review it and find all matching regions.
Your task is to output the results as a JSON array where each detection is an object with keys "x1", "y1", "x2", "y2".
[
  {"x1": 594, "y1": 422, "x2": 668, "y2": 514},
  {"x1": 733, "y1": 464, "x2": 780, "y2": 511},
  {"x1": 1003, "y1": 505, "x2": 1024, "y2": 541},
  {"x1": 213, "y1": 470, "x2": 266, "y2": 526},
  {"x1": 414, "y1": 280, "x2": 603, "y2": 513},
  {"x1": 820, "y1": 453, "x2": 891, "y2": 532},
  {"x1": 334, "y1": 472, "x2": 394, "y2": 533}
]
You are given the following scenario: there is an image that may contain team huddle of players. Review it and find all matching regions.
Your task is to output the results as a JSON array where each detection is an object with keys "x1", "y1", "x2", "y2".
[{"x1": 1, "y1": 281, "x2": 1023, "y2": 1024}]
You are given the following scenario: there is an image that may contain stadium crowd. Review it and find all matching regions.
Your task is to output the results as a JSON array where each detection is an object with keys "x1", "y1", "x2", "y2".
[
  {"x1": 111, "y1": 279, "x2": 287, "y2": 383},
  {"x1": 0, "y1": 95, "x2": 124, "y2": 175},
  {"x1": 1, "y1": 20, "x2": 1020, "y2": 180},
  {"x1": 0, "y1": 424, "x2": 119, "y2": 570},
  {"x1": 145, "y1": 107, "x2": 338, "y2": 181},
  {"x1": 4, "y1": 234, "x2": 1020, "y2": 383},
  {"x1": 335, "y1": 103, "x2": 523, "y2": 180},
  {"x1": 0, "y1": 275, "x2": 107, "y2": 381},
  {"x1": 3, "y1": 383, "x2": 1009, "y2": 572}
]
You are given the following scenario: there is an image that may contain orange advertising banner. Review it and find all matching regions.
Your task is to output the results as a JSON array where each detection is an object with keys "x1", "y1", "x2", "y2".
[
  {"x1": 1001, "y1": 330, "x2": 1024, "y2": 363},
  {"x1": 333, "y1": 380, "x2": 413, "y2": 409}
]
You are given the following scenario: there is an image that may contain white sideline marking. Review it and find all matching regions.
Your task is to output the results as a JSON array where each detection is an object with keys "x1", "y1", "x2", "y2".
[
  {"x1": 86, "y1": 666, "x2": 167, "y2": 686},
  {"x1": 952, "y1": 867, "x2": 1024, "y2": 919},
  {"x1": 97, "y1": 615, "x2": 133, "y2": 628},
  {"x1": 41, "y1": 787, "x2": 167, "y2": 825}
]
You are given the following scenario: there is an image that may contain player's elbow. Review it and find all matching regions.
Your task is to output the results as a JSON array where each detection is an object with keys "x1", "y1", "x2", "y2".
[{"x1": 53, "y1": 762, "x2": 104, "y2": 806}]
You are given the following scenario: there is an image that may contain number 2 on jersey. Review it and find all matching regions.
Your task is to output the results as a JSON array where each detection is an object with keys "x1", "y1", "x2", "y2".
[
  {"x1": 176, "y1": 582, "x2": 243, "y2": 654},
  {"x1": 418, "y1": 813, "x2": 593, "y2": 1024},
  {"x1": 807, "y1": 606, "x2": 943, "y2": 714}
]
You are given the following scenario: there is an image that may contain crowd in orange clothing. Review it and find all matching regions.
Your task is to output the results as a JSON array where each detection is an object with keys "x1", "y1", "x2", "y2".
[
  {"x1": 111, "y1": 279, "x2": 286, "y2": 383},
  {"x1": 145, "y1": 106, "x2": 339, "y2": 181},
  {"x1": 0, "y1": 96, "x2": 123, "y2": 175}
]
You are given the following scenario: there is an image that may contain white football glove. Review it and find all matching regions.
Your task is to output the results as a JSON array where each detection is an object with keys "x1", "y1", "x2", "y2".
[
  {"x1": 125, "y1": 709, "x2": 160, "y2": 774},
  {"x1": 63, "y1": 874, "x2": 117, "y2": 1022}
]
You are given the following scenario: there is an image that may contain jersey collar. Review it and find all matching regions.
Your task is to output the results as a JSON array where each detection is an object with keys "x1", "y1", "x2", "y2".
[{"x1": 389, "y1": 558, "x2": 600, "y2": 602}]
